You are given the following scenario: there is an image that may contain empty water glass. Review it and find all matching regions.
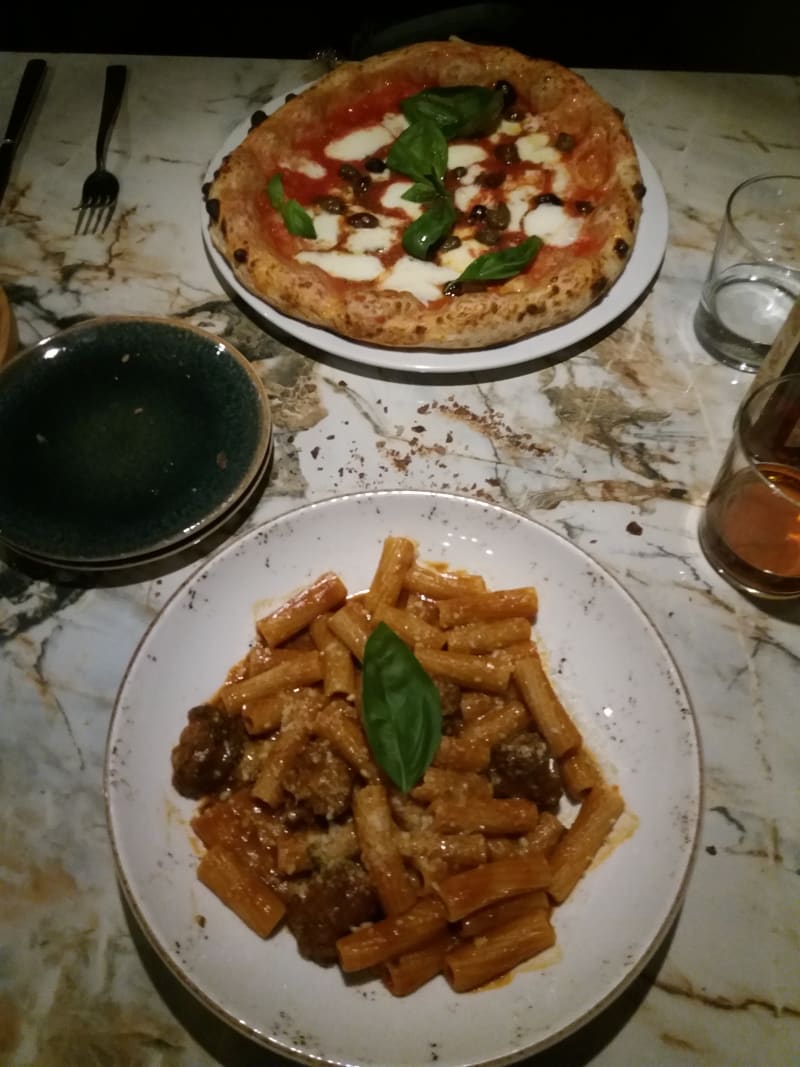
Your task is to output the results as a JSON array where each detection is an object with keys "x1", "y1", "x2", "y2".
[{"x1": 694, "y1": 174, "x2": 800, "y2": 373}]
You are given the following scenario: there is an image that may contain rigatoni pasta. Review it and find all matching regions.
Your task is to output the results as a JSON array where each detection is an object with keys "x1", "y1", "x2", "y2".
[{"x1": 170, "y1": 536, "x2": 626, "y2": 996}]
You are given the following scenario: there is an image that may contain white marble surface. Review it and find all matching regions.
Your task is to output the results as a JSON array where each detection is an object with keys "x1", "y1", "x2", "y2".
[{"x1": 1, "y1": 51, "x2": 799, "y2": 1066}]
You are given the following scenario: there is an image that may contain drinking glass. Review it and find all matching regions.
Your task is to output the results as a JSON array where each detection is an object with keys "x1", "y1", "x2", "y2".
[
  {"x1": 699, "y1": 373, "x2": 800, "y2": 599},
  {"x1": 694, "y1": 174, "x2": 800, "y2": 372}
]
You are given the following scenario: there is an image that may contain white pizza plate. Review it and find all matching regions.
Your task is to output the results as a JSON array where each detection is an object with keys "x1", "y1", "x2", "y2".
[
  {"x1": 105, "y1": 490, "x2": 702, "y2": 1067},
  {"x1": 201, "y1": 83, "x2": 669, "y2": 374}
]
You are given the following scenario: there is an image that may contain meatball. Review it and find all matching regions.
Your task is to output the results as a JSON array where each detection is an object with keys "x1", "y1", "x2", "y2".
[
  {"x1": 170, "y1": 704, "x2": 246, "y2": 799},
  {"x1": 284, "y1": 860, "x2": 380, "y2": 965},
  {"x1": 282, "y1": 737, "x2": 356, "y2": 820},
  {"x1": 433, "y1": 677, "x2": 462, "y2": 716},
  {"x1": 489, "y1": 731, "x2": 564, "y2": 812}
]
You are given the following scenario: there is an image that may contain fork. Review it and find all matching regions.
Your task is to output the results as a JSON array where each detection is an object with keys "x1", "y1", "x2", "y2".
[{"x1": 74, "y1": 64, "x2": 127, "y2": 235}]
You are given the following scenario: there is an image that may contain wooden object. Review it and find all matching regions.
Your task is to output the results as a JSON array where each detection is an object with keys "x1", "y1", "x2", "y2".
[{"x1": 0, "y1": 286, "x2": 19, "y2": 366}]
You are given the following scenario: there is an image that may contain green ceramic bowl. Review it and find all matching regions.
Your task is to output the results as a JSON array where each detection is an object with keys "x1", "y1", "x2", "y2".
[{"x1": 0, "y1": 316, "x2": 272, "y2": 564}]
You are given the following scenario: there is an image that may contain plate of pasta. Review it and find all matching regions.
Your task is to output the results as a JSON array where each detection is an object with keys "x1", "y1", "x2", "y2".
[{"x1": 105, "y1": 490, "x2": 702, "y2": 1067}]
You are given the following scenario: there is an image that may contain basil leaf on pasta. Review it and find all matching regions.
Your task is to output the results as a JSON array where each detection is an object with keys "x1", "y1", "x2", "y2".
[
  {"x1": 361, "y1": 622, "x2": 442, "y2": 793},
  {"x1": 457, "y1": 236, "x2": 543, "y2": 282}
]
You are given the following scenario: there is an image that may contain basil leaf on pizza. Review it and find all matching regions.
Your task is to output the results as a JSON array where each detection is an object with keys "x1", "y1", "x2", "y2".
[
  {"x1": 267, "y1": 172, "x2": 316, "y2": 239},
  {"x1": 457, "y1": 236, "x2": 543, "y2": 282},
  {"x1": 388, "y1": 121, "x2": 458, "y2": 256},
  {"x1": 282, "y1": 200, "x2": 317, "y2": 238},
  {"x1": 402, "y1": 195, "x2": 458, "y2": 259},
  {"x1": 386, "y1": 119, "x2": 448, "y2": 192},
  {"x1": 266, "y1": 172, "x2": 287, "y2": 211},
  {"x1": 402, "y1": 181, "x2": 439, "y2": 203},
  {"x1": 206, "y1": 41, "x2": 645, "y2": 349},
  {"x1": 402, "y1": 85, "x2": 505, "y2": 138}
]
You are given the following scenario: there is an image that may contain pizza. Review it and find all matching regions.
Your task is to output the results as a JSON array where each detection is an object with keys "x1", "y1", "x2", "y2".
[{"x1": 204, "y1": 40, "x2": 646, "y2": 351}]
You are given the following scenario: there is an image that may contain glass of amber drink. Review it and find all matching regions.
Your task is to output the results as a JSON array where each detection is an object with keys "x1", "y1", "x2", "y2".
[{"x1": 699, "y1": 373, "x2": 800, "y2": 599}]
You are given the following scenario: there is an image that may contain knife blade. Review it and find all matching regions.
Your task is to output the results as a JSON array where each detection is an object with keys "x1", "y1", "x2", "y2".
[{"x1": 0, "y1": 58, "x2": 48, "y2": 208}]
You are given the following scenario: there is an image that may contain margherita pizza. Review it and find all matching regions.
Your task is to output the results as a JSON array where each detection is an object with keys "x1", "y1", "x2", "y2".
[{"x1": 204, "y1": 40, "x2": 646, "y2": 350}]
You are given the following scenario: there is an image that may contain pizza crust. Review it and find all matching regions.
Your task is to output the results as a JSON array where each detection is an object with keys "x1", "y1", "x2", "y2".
[{"x1": 205, "y1": 40, "x2": 645, "y2": 350}]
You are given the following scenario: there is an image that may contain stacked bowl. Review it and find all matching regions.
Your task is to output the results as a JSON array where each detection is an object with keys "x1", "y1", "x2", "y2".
[{"x1": 0, "y1": 316, "x2": 273, "y2": 578}]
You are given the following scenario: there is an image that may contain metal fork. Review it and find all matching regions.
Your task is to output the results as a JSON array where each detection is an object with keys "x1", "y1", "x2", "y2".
[{"x1": 75, "y1": 64, "x2": 127, "y2": 235}]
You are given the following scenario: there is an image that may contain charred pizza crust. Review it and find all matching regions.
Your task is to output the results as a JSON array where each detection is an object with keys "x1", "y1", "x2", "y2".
[{"x1": 205, "y1": 40, "x2": 645, "y2": 350}]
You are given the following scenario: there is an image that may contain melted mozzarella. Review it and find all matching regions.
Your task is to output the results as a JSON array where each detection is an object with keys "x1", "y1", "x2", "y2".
[
  {"x1": 505, "y1": 185, "x2": 537, "y2": 231},
  {"x1": 453, "y1": 163, "x2": 485, "y2": 213},
  {"x1": 379, "y1": 256, "x2": 457, "y2": 303},
  {"x1": 439, "y1": 238, "x2": 484, "y2": 274},
  {"x1": 296, "y1": 250, "x2": 384, "y2": 281},
  {"x1": 447, "y1": 143, "x2": 487, "y2": 169},
  {"x1": 496, "y1": 118, "x2": 522, "y2": 137},
  {"x1": 453, "y1": 167, "x2": 543, "y2": 223},
  {"x1": 325, "y1": 124, "x2": 394, "y2": 161},
  {"x1": 310, "y1": 212, "x2": 341, "y2": 249},
  {"x1": 454, "y1": 186, "x2": 478, "y2": 213},
  {"x1": 522, "y1": 203, "x2": 582, "y2": 246},
  {"x1": 461, "y1": 162, "x2": 484, "y2": 183},
  {"x1": 345, "y1": 225, "x2": 397, "y2": 253},
  {"x1": 550, "y1": 163, "x2": 571, "y2": 197},
  {"x1": 285, "y1": 157, "x2": 327, "y2": 179},
  {"x1": 381, "y1": 111, "x2": 408, "y2": 138},
  {"x1": 381, "y1": 182, "x2": 424, "y2": 219},
  {"x1": 516, "y1": 132, "x2": 549, "y2": 155},
  {"x1": 519, "y1": 144, "x2": 561, "y2": 166},
  {"x1": 491, "y1": 116, "x2": 542, "y2": 141},
  {"x1": 520, "y1": 113, "x2": 543, "y2": 133}
]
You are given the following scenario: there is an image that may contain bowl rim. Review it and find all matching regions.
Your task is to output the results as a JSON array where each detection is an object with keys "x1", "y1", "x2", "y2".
[{"x1": 5, "y1": 436, "x2": 275, "y2": 576}]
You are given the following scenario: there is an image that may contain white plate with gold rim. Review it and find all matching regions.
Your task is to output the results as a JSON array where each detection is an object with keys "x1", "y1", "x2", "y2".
[
  {"x1": 105, "y1": 490, "x2": 701, "y2": 1067},
  {"x1": 200, "y1": 85, "x2": 668, "y2": 375}
]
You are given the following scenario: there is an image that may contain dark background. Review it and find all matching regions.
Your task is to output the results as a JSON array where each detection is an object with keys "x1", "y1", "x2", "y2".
[{"x1": 5, "y1": 3, "x2": 799, "y2": 73}]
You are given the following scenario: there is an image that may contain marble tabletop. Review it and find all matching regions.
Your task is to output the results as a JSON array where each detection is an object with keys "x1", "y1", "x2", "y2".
[{"x1": 1, "y1": 51, "x2": 799, "y2": 1067}]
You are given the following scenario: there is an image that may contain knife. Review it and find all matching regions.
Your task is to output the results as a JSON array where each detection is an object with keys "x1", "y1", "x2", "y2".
[{"x1": 0, "y1": 58, "x2": 48, "y2": 208}]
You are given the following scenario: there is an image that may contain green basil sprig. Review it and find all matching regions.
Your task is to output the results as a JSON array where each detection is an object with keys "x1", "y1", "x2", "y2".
[
  {"x1": 386, "y1": 119, "x2": 448, "y2": 194},
  {"x1": 457, "y1": 236, "x2": 543, "y2": 283},
  {"x1": 267, "y1": 172, "x2": 316, "y2": 239},
  {"x1": 402, "y1": 196, "x2": 458, "y2": 260},
  {"x1": 401, "y1": 86, "x2": 504, "y2": 139},
  {"x1": 384, "y1": 88, "x2": 505, "y2": 261},
  {"x1": 361, "y1": 622, "x2": 442, "y2": 792},
  {"x1": 401, "y1": 182, "x2": 440, "y2": 204},
  {"x1": 385, "y1": 119, "x2": 457, "y2": 259}
]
